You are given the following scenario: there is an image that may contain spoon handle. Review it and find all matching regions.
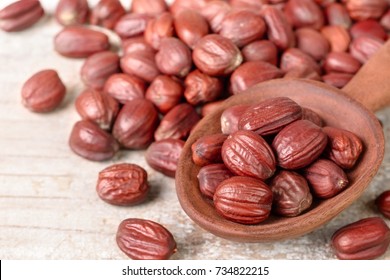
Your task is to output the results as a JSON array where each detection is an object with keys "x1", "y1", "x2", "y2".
[{"x1": 342, "y1": 39, "x2": 390, "y2": 112}]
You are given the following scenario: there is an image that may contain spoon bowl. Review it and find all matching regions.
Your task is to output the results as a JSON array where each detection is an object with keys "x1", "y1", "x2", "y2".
[{"x1": 176, "y1": 79, "x2": 384, "y2": 242}]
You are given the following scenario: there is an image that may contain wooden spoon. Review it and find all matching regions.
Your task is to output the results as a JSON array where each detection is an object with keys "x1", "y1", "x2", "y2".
[{"x1": 175, "y1": 40, "x2": 390, "y2": 242}]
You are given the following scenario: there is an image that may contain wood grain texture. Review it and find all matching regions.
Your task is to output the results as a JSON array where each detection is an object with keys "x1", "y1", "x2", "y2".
[{"x1": 0, "y1": 1, "x2": 389, "y2": 260}]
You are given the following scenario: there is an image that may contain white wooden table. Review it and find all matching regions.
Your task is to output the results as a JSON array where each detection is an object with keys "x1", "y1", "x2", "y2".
[{"x1": 1, "y1": 0, "x2": 389, "y2": 260}]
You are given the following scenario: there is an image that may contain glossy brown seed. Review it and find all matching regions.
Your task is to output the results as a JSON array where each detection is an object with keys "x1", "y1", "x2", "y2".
[
  {"x1": 21, "y1": 69, "x2": 66, "y2": 113},
  {"x1": 144, "y1": 12, "x2": 174, "y2": 50},
  {"x1": 0, "y1": 0, "x2": 44, "y2": 32},
  {"x1": 200, "y1": 0, "x2": 231, "y2": 33},
  {"x1": 201, "y1": 100, "x2": 225, "y2": 117},
  {"x1": 155, "y1": 38, "x2": 192, "y2": 78},
  {"x1": 230, "y1": 61, "x2": 284, "y2": 95},
  {"x1": 349, "y1": 36, "x2": 384, "y2": 64},
  {"x1": 120, "y1": 50, "x2": 160, "y2": 83},
  {"x1": 238, "y1": 97, "x2": 303, "y2": 136},
  {"x1": 325, "y1": 3, "x2": 352, "y2": 28},
  {"x1": 272, "y1": 120, "x2": 328, "y2": 169},
  {"x1": 213, "y1": 176, "x2": 273, "y2": 224},
  {"x1": 241, "y1": 40, "x2": 278, "y2": 65},
  {"x1": 322, "y1": 72, "x2": 353, "y2": 89},
  {"x1": 112, "y1": 99, "x2": 159, "y2": 149},
  {"x1": 131, "y1": 0, "x2": 168, "y2": 16},
  {"x1": 69, "y1": 120, "x2": 119, "y2": 161},
  {"x1": 113, "y1": 13, "x2": 151, "y2": 39},
  {"x1": 103, "y1": 73, "x2": 146, "y2": 104},
  {"x1": 80, "y1": 51, "x2": 120, "y2": 90},
  {"x1": 285, "y1": 0, "x2": 325, "y2": 30},
  {"x1": 191, "y1": 133, "x2": 228, "y2": 167},
  {"x1": 184, "y1": 69, "x2": 223, "y2": 106},
  {"x1": 75, "y1": 89, "x2": 119, "y2": 130},
  {"x1": 145, "y1": 138, "x2": 185, "y2": 177},
  {"x1": 55, "y1": 0, "x2": 89, "y2": 26},
  {"x1": 295, "y1": 28, "x2": 330, "y2": 61},
  {"x1": 331, "y1": 217, "x2": 390, "y2": 260},
  {"x1": 284, "y1": 67, "x2": 322, "y2": 81},
  {"x1": 192, "y1": 34, "x2": 243, "y2": 76},
  {"x1": 350, "y1": 19, "x2": 388, "y2": 41},
  {"x1": 260, "y1": 5, "x2": 296, "y2": 50},
  {"x1": 174, "y1": 9, "x2": 209, "y2": 49},
  {"x1": 346, "y1": 0, "x2": 388, "y2": 21},
  {"x1": 89, "y1": 0, "x2": 125, "y2": 29},
  {"x1": 270, "y1": 170, "x2": 313, "y2": 217},
  {"x1": 321, "y1": 25, "x2": 351, "y2": 53},
  {"x1": 154, "y1": 103, "x2": 200, "y2": 141},
  {"x1": 280, "y1": 48, "x2": 321, "y2": 75},
  {"x1": 222, "y1": 130, "x2": 276, "y2": 180},
  {"x1": 96, "y1": 163, "x2": 149, "y2": 206},
  {"x1": 219, "y1": 9, "x2": 266, "y2": 48},
  {"x1": 197, "y1": 163, "x2": 233, "y2": 199},
  {"x1": 323, "y1": 52, "x2": 362, "y2": 74},
  {"x1": 121, "y1": 36, "x2": 155, "y2": 56},
  {"x1": 220, "y1": 104, "x2": 250, "y2": 135},
  {"x1": 54, "y1": 26, "x2": 110, "y2": 58},
  {"x1": 145, "y1": 75, "x2": 183, "y2": 114},
  {"x1": 376, "y1": 190, "x2": 390, "y2": 219},
  {"x1": 323, "y1": 126, "x2": 363, "y2": 169},
  {"x1": 116, "y1": 218, "x2": 177, "y2": 260},
  {"x1": 304, "y1": 159, "x2": 349, "y2": 199}
]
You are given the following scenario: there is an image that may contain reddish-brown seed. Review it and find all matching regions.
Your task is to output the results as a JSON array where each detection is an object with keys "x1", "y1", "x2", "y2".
[
  {"x1": 322, "y1": 72, "x2": 354, "y2": 89},
  {"x1": 321, "y1": 25, "x2": 351, "y2": 53},
  {"x1": 75, "y1": 89, "x2": 119, "y2": 130},
  {"x1": 323, "y1": 52, "x2": 362, "y2": 74},
  {"x1": 131, "y1": 0, "x2": 168, "y2": 16},
  {"x1": 55, "y1": 0, "x2": 89, "y2": 26},
  {"x1": 323, "y1": 126, "x2": 363, "y2": 169},
  {"x1": 241, "y1": 40, "x2": 278, "y2": 65},
  {"x1": 144, "y1": 12, "x2": 174, "y2": 50},
  {"x1": 295, "y1": 28, "x2": 330, "y2": 61},
  {"x1": 145, "y1": 75, "x2": 184, "y2": 114},
  {"x1": 89, "y1": 0, "x2": 125, "y2": 29},
  {"x1": 116, "y1": 218, "x2": 177, "y2": 260},
  {"x1": 220, "y1": 105, "x2": 250, "y2": 135},
  {"x1": 197, "y1": 163, "x2": 233, "y2": 199},
  {"x1": 0, "y1": 0, "x2": 44, "y2": 32},
  {"x1": 219, "y1": 10, "x2": 266, "y2": 48},
  {"x1": 145, "y1": 138, "x2": 185, "y2": 177},
  {"x1": 200, "y1": 0, "x2": 231, "y2": 33},
  {"x1": 238, "y1": 97, "x2": 303, "y2": 136},
  {"x1": 325, "y1": 3, "x2": 352, "y2": 28},
  {"x1": 331, "y1": 217, "x2": 390, "y2": 260},
  {"x1": 350, "y1": 19, "x2": 388, "y2": 41},
  {"x1": 69, "y1": 120, "x2": 119, "y2": 161},
  {"x1": 376, "y1": 190, "x2": 390, "y2": 219},
  {"x1": 174, "y1": 9, "x2": 209, "y2": 49},
  {"x1": 21, "y1": 69, "x2": 66, "y2": 113},
  {"x1": 272, "y1": 120, "x2": 328, "y2": 169},
  {"x1": 114, "y1": 13, "x2": 151, "y2": 39},
  {"x1": 213, "y1": 176, "x2": 273, "y2": 224},
  {"x1": 222, "y1": 130, "x2": 276, "y2": 180},
  {"x1": 301, "y1": 107, "x2": 324, "y2": 127},
  {"x1": 285, "y1": 0, "x2": 325, "y2": 30},
  {"x1": 184, "y1": 69, "x2": 223, "y2": 106},
  {"x1": 304, "y1": 159, "x2": 349, "y2": 198},
  {"x1": 154, "y1": 103, "x2": 200, "y2": 141},
  {"x1": 155, "y1": 38, "x2": 192, "y2": 78},
  {"x1": 54, "y1": 26, "x2": 110, "y2": 58},
  {"x1": 96, "y1": 163, "x2": 149, "y2": 206},
  {"x1": 230, "y1": 61, "x2": 284, "y2": 95},
  {"x1": 120, "y1": 50, "x2": 160, "y2": 83},
  {"x1": 112, "y1": 99, "x2": 159, "y2": 149},
  {"x1": 280, "y1": 48, "x2": 321, "y2": 75},
  {"x1": 192, "y1": 34, "x2": 243, "y2": 76},
  {"x1": 191, "y1": 133, "x2": 228, "y2": 167},
  {"x1": 260, "y1": 5, "x2": 296, "y2": 50},
  {"x1": 103, "y1": 73, "x2": 146, "y2": 104},
  {"x1": 270, "y1": 170, "x2": 313, "y2": 217},
  {"x1": 121, "y1": 36, "x2": 155, "y2": 56},
  {"x1": 80, "y1": 51, "x2": 120, "y2": 90},
  {"x1": 349, "y1": 36, "x2": 384, "y2": 64},
  {"x1": 346, "y1": 0, "x2": 388, "y2": 21}
]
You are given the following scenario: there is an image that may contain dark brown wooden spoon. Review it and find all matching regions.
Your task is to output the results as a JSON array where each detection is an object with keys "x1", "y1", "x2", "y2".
[{"x1": 175, "y1": 40, "x2": 390, "y2": 242}]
